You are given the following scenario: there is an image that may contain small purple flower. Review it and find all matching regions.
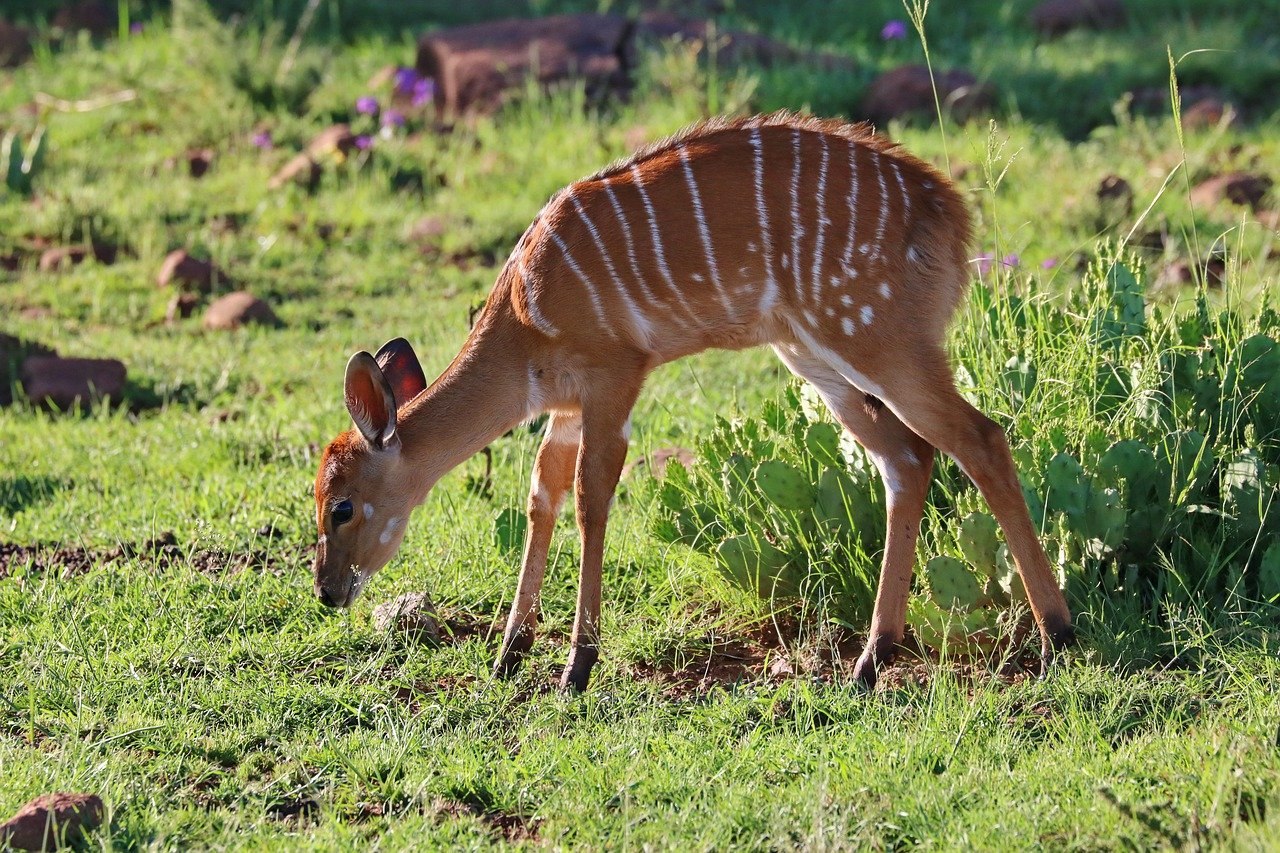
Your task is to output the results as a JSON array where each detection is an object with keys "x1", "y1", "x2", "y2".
[
  {"x1": 251, "y1": 130, "x2": 273, "y2": 150},
  {"x1": 355, "y1": 96, "x2": 379, "y2": 116},
  {"x1": 1041, "y1": 257, "x2": 1058, "y2": 270},
  {"x1": 393, "y1": 66, "x2": 420, "y2": 95},
  {"x1": 354, "y1": 135, "x2": 373, "y2": 151},
  {"x1": 381, "y1": 110, "x2": 405, "y2": 128},
  {"x1": 411, "y1": 77, "x2": 435, "y2": 108},
  {"x1": 881, "y1": 19, "x2": 908, "y2": 40},
  {"x1": 1002, "y1": 253, "x2": 1020, "y2": 269},
  {"x1": 974, "y1": 252, "x2": 994, "y2": 276},
  {"x1": 129, "y1": 22, "x2": 143, "y2": 34}
]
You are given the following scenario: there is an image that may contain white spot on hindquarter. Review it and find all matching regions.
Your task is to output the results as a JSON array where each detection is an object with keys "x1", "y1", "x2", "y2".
[
  {"x1": 691, "y1": 273, "x2": 704, "y2": 282},
  {"x1": 842, "y1": 316, "x2": 855, "y2": 336},
  {"x1": 829, "y1": 274, "x2": 840, "y2": 287},
  {"x1": 747, "y1": 241, "x2": 759, "y2": 253},
  {"x1": 879, "y1": 281, "x2": 892, "y2": 300},
  {"x1": 840, "y1": 293, "x2": 853, "y2": 306},
  {"x1": 824, "y1": 306, "x2": 836, "y2": 317},
  {"x1": 861, "y1": 305, "x2": 874, "y2": 325},
  {"x1": 362, "y1": 503, "x2": 374, "y2": 520}
]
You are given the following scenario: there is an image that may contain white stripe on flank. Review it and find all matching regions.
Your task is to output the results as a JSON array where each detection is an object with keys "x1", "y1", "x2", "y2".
[
  {"x1": 677, "y1": 144, "x2": 735, "y2": 319},
  {"x1": 602, "y1": 181, "x2": 671, "y2": 319},
  {"x1": 569, "y1": 189, "x2": 654, "y2": 345},
  {"x1": 841, "y1": 141, "x2": 860, "y2": 267},
  {"x1": 630, "y1": 164, "x2": 700, "y2": 323},
  {"x1": 871, "y1": 154, "x2": 889, "y2": 258},
  {"x1": 810, "y1": 135, "x2": 830, "y2": 305},
  {"x1": 750, "y1": 128, "x2": 779, "y2": 315},
  {"x1": 892, "y1": 160, "x2": 910, "y2": 229},
  {"x1": 789, "y1": 130, "x2": 804, "y2": 298},
  {"x1": 550, "y1": 233, "x2": 615, "y2": 338}
]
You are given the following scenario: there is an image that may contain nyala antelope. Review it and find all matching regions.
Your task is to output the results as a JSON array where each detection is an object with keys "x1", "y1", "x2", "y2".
[{"x1": 313, "y1": 113, "x2": 1074, "y2": 691}]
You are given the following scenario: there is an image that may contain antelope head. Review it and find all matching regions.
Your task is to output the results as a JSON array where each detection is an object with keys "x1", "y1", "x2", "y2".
[{"x1": 313, "y1": 338, "x2": 427, "y2": 607}]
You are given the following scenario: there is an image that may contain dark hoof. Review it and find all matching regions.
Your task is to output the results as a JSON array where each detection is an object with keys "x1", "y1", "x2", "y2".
[
  {"x1": 559, "y1": 646, "x2": 599, "y2": 693},
  {"x1": 853, "y1": 636, "x2": 899, "y2": 690},
  {"x1": 1038, "y1": 621, "x2": 1076, "y2": 678},
  {"x1": 493, "y1": 627, "x2": 535, "y2": 679}
]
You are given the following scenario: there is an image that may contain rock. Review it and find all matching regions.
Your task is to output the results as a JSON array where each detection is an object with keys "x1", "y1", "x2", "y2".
[
  {"x1": 0, "y1": 19, "x2": 33, "y2": 67},
  {"x1": 165, "y1": 292, "x2": 201, "y2": 323},
  {"x1": 0, "y1": 333, "x2": 56, "y2": 407},
  {"x1": 416, "y1": 14, "x2": 630, "y2": 117},
  {"x1": 1127, "y1": 84, "x2": 1224, "y2": 118},
  {"x1": 267, "y1": 125, "x2": 358, "y2": 190},
  {"x1": 372, "y1": 592, "x2": 440, "y2": 642},
  {"x1": 1190, "y1": 173, "x2": 1272, "y2": 213},
  {"x1": 860, "y1": 65, "x2": 993, "y2": 125},
  {"x1": 1181, "y1": 97, "x2": 1240, "y2": 130},
  {"x1": 622, "y1": 446, "x2": 695, "y2": 479},
  {"x1": 1029, "y1": 0, "x2": 1126, "y2": 36},
  {"x1": 20, "y1": 356, "x2": 126, "y2": 410},
  {"x1": 203, "y1": 291, "x2": 279, "y2": 330},
  {"x1": 1157, "y1": 255, "x2": 1226, "y2": 289},
  {"x1": 51, "y1": 1, "x2": 115, "y2": 36},
  {"x1": 156, "y1": 249, "x2": 227, "y2": 293},
  {"x1": 1, "y1": 792, "x2": 104, "y2": 851},
  {"x1": 37, "y1": 243, "x2": 116, "y2": 272}
]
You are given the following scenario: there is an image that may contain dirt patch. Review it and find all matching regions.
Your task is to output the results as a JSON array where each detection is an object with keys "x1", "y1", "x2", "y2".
[
  {"x1": 0, "y1": 534, "x2": 312, "y2": 579},
  {"x1": 431, "y1": 795, "x2": 541, "y2": 843}
]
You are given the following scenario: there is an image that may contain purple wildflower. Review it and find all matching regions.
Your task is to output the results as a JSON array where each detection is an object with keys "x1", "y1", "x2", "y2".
[
  {"x1": 129, "y1": 22, "x2": 143, "y2": 34},
  {"x1": 393, "y1": 66, "x2": 419, "y2": 95},
  {"x1": 354, "y1": 135, "x2": 373, "y2": 151},
  {"x1": 381, "y1": 110, "x2": 406, "y2": 128},
  {"x1": 355, "y1": 96, "x2": 379, "y2": 116},
  {"x1": 975, "y1": 252, "x2": 994, "y2": 276},
  {"x1": 251, "y1": 130, "x2": 273, "y2": 150},
  {"x1": 1002, "y1": 253, "x2": 1020, "y2": 269},
  {"x1": 411, "y1": 77, "x2": 435, "y2": 108},
  {"x1": 881, "y1": 20, "x2": 908, "y2": 40},
  {"x1": 1041, "y1": 257, "x2": 1058, "y2": 270}
]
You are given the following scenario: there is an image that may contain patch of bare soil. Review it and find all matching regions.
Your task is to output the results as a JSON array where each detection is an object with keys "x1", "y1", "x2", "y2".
[
  {"x1": 0, "y1": 534, "x2": 313, "y2": 579},
  {"x1": 431, "y1": 796, "x2": 541, "y2": 843}
]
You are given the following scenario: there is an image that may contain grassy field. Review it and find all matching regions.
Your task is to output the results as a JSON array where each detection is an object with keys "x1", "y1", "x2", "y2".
[{"x1": 2, "y1": 0, "x2": 1279, "y2": 847}]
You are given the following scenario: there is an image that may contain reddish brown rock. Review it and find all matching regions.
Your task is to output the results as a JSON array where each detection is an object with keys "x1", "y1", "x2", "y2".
[
  {"x1": 156, "y1": 249, "x2": 226, "y2": 293},
  {"x1": 1157, "y1": 255, "x2": 1226, "y2": 289},
  {"x1": 1029, "y1": 0, "x2": 1126, "y2": 36},
  {"x1": 1181, "y1": 97, "x2": 1239, "y2": 130},
  {"x1": 20, "y1": 357, "x2": 126, "y2": 410},
  {"x1": 623, "y1": 446, "x2": 695, "y2": 479},
  {"x1": 1, "y1": 793, "x2": 104, "y2": 851},
  {"x1": 1190, "y1": 173, "x2": 1272, "y2": 213},
  {"x1": 0, "y1": 19, "x2": 33, "y2": 67},
  {"x1": 203, "y1": 291, "x2": 279, "y2": 330},
  {"x1": 0, "y1": 333, "x2": 56, "y2": 407},
  {"x1": 37, "y1": 243, "x2": 116, "y2": 272},
  {"x1": 267, "y1": 125, "x2": 358, "y2": 190},
  {"x1": 861, "y1": 65, "x2": 993, "y2": 124},
  {"x1": 51, "y1": 1, "x2": 115, "y2": 36},
  {"x1": 416, "y1": 14, "x2": 629, "y2": 118}
]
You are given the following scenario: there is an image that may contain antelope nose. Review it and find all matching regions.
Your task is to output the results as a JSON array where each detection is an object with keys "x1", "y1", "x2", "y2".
[{"x1": 317, "y1": 586, "x2": 337, "y2": 607}]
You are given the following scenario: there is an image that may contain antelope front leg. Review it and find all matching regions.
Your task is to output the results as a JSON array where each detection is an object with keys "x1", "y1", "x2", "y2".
[
  {"x1": 561, "y1": 394, "x2": 638, "y2": 693},
  {"x1": 495, "y1": 412, "x2": 581, "y2": 678}
]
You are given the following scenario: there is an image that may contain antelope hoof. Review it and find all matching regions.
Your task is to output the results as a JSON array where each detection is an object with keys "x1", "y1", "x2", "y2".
[
  {"x1": 560, "y1": 646, "x2": 599, "y2": 693},
  {"x1": 494, "y1": 629, "x2": 535, "y2": 679},
  {"x1": 1038, "y1": 620, "x2": 1076, "y2": 679},
  {"x1": 853, "y1": 635, "x2": 899, "y2": 690}
]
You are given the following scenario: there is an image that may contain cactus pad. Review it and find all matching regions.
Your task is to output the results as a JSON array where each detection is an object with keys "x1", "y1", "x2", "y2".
[{"x1": 755, "y1": 460, "x2": 816, "y2": 511}]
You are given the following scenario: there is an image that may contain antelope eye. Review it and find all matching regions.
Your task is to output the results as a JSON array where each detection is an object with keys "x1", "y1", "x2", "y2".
[{"x1": 332, "y1": 499, "x2": 354, "y2": 526}]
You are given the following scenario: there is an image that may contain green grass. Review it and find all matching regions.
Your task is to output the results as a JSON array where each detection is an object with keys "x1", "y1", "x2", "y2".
[{"x1": 2, "y1": 0, "x2": 1279, "y2": 847}]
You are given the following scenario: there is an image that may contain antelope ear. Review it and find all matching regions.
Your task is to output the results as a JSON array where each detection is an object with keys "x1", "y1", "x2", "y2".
[
  {"x1": 374, "y1": 337, "x2": 428, "y2": 410},
  {"x1": 344, "y1": 351, "x2": 399, "y2": 450}
]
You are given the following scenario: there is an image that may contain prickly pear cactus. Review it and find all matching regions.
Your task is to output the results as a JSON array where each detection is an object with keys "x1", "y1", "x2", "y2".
[
  {"x1": 1044, "y1": 453, "x2": 1090, "y2": 522},
  {"x1": 925, "y1": 556, "x2": 983, "y2": 610},
  {"x1": 957, "y1": 512, "x2": 1001, "y2": 576},
  {"x1": 755, "y1": 460, "x2": 816, "y2": 511},
  {"x1": 716, "y1": 534, "x2": 803, "y2": 600}
]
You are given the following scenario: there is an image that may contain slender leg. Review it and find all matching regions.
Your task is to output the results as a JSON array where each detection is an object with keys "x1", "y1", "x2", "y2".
[
  {"x1": 774, "y1": 344, "x2": 935, "y2": 689},
  {"x1": 561, "y1": 379, "x2": 642, "y2": 692},
  {"x1": 862, "y1": 345, "x2": 1075, "y2": 670},
  {"x1": 494, "y1": 412, "x2": 581, "y2": 678}
]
